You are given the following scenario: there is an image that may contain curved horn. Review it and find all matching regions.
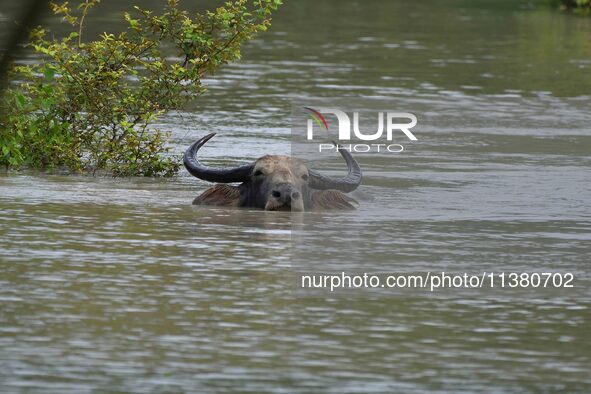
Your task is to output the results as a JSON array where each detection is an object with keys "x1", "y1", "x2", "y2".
[
  {"x1": 308, "y1": 142, "x2": 362, "y2": 192},
  {"x1": 183, "y1": 133, "x2": 254, "y2": 183}
]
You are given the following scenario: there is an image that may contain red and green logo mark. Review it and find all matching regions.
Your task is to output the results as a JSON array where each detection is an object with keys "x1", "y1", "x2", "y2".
[{"x1": 304, "y1": 107, "x2": 328, "y2": 130}]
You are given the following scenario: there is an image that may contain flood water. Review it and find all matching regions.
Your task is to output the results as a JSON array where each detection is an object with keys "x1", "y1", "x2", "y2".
[{"x1": 1, "y1": 0, "x2": 591, "y2": 392}]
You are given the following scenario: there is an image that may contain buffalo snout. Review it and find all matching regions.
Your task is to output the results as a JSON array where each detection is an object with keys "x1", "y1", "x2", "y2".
[{"x1": 270, "y1": 183, "x2": 301, "y2": 205}]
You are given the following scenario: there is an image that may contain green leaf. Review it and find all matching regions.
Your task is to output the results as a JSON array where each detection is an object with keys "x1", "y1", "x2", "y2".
[
  {"x1": 16, "y1": 93, "x2": 27, "y2": 108},
  {"x1": 44, "y1": 67, "x2": 55, "y2": 81}
]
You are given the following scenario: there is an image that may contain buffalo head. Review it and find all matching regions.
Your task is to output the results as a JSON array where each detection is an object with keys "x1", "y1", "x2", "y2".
[{"x1": 184, "y1": 133, "x2": 362, "y2": 211}]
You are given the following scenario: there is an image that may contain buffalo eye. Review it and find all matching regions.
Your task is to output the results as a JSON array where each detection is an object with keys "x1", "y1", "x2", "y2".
[
  {"x1": 301, "y1": 174, "x2": 309, "y2": 181},
  {"x1": 254, "y1": 170, "x2": 264, "y2": 177}
]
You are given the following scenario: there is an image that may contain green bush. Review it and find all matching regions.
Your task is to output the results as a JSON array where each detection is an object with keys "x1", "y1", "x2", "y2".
[
  {"x1": 0, "y1": 0, "x2": 281, "y2": 176},
  {"x1": 551, "y1": 0, "x2": 591, "y2": 15}
]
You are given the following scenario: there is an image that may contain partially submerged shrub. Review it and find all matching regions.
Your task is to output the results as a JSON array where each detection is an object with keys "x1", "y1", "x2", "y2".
[{"x1": 0, "y1": 0, "x2": 282, "y2": 176}]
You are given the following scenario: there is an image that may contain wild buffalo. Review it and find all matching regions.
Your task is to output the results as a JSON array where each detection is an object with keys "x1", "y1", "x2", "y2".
[{"x1": 183, "y1": 133, "x2": 362, "y2": 211}]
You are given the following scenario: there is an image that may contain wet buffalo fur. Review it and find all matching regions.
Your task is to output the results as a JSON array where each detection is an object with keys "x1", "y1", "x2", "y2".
[
  {"x1": 194, "y1": 184, "x2": 357, "y2": 211},
  {"x1": 193, "y1": 184, "x2": 242, "y2": 207}
]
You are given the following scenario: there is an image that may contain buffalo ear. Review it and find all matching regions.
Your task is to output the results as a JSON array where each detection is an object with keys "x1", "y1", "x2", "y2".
[
  {"x1": 310, "y1": 189, "x2": 358, "y2": 210},
  {"x1": 193, "y1": 184, "x2": 241, "y2": 206}
]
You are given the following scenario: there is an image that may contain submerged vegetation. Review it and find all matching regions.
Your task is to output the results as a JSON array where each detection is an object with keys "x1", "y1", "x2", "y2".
[
  {"x1": 0, "y1": 0, "x2": 281, "y2": 176},
  {"x1": 552, "y1": 0, "x2": 591, "y2": 15}
]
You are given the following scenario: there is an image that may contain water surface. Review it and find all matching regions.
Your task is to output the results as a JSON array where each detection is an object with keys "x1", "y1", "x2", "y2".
[{"x1": 1, "y1": 0, "x2": 590, "y2": 392}]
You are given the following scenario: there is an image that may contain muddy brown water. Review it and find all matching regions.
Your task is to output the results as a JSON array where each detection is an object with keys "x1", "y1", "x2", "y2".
[{"x1": 1, "y1": 0, "x2": 590, "y2": 392}]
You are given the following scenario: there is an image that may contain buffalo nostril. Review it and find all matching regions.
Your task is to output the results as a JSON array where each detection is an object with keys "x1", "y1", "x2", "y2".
[
  {"x1": 291, "y1": 191, "x2": 300, "y2": 200},
  {"x1": 272, "y1": 190, "x2": 281, "y2": 199}
]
